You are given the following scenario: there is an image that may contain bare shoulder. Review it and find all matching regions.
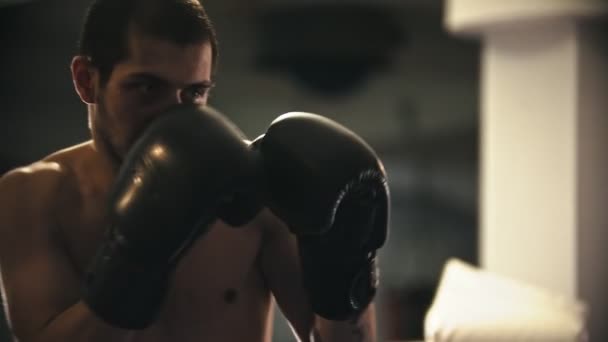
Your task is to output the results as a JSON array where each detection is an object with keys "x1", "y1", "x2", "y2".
[
  {"x1": 0, "y1": 161, "x2": 73, "y2": 231},
  {"x1": 0, "y1": 140, "x2": 91, "y2": 197},
  {"x1": 0, "y1": 141, "x2": 92, "y2": 235},
  {"x1": 1, "y1": 161, "x2": 69, "y2": 200}
]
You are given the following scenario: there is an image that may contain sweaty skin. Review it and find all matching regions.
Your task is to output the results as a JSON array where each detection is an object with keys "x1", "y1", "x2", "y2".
[{"x1": 0, "y1": 28, "x2": 376, "y2": 342}]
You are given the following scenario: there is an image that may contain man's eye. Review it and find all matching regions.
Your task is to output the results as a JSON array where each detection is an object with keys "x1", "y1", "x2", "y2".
[
  {"x1": 137, "y1": 83, "x2": 155, "y2": 94},
  {"x1": 184, "y1": 87, "x2": 208, "y2": 102},
  {"x1": 129, "y1": 82, "x2": 161, "y2": 96},
  {"x1": 191, "y1": 89, "x2": 204, "y2": 98}
]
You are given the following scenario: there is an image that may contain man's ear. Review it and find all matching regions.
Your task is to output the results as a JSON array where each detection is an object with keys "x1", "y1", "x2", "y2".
[{"x1": 71, "y1": 56, "x2": 98, "y2": 104}]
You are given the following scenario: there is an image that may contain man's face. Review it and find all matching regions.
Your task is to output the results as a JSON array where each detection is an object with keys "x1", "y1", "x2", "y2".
[{"x1": 92, "y1": 29, "x2": 214, "y2": 160}]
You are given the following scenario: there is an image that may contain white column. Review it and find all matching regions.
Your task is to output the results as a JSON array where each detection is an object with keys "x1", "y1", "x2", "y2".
[
  {"x1": 576, "y1": 20, "x2": 608, "y2": 342},
  {"x1": 445, "y1": 1, "x2": 608, "y2": 340},
  {"x1": 481, "y1": 18, "x2": 580, "y2": 297}
]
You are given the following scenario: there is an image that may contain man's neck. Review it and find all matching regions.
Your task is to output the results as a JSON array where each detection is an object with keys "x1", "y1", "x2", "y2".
[{"x1": 87, "y1": 140, "x2": 121, "y2": 191}]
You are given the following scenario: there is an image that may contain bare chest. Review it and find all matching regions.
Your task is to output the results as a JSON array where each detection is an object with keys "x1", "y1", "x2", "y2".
[{"x1": 59, "y1": 193, "x2": 271, "y2": 340}]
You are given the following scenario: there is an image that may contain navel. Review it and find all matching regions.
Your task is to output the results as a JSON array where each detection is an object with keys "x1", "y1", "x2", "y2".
[{"x1": 223, "y1": 288, "x2": 238, "y2": 304}]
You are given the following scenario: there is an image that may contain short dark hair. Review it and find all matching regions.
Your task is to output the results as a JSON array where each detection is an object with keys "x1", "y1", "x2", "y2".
[{"x1": 78, "y1": 0, "x2": 219, "y2": 83}]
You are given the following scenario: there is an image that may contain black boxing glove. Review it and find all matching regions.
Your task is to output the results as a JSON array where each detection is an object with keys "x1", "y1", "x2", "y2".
[
  {"x1": 83, "y1": 105, "x2": 257, "y2": 329},
  {"x1": 253, "y1": 112, "x2": 390, "y2": 321}
]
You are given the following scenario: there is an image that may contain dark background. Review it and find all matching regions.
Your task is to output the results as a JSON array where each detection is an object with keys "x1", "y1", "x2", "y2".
[{"x1": 0, "y1": 0, "x2": 480, "y2": 340}]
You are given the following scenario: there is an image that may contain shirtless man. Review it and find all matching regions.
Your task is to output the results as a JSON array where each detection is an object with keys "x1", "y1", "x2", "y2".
[{"x1": 0, "y1": 0, "x2": 389, "y2": 341}]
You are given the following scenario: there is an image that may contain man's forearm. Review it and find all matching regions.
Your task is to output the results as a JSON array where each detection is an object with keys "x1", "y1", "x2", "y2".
[
  {"x1": 30, "y1": 301, "x2": 133, "y2": 342},
  {"x1": 312, "y1": 304, "x2": 377, "y2": 342}
]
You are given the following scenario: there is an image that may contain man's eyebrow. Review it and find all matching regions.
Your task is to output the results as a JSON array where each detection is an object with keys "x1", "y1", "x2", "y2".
[
  {"x1": 124, "y1": 72, "x2": 170, "y2": 84},
  {"x1": 190, "y1": 80, "x2": 216, "y2": 88},
  {"x1": 125, "y1": 73, "x2": 215, "y2": 89}
]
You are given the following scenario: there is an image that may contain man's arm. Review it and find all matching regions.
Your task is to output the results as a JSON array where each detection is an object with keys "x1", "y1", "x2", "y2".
[
  {"x1": 0, "y1": 165, "x2": 132, "y2": 342},
  {"x1": 313, "y1": 306, "x2": 376, "y2": 342},
  {"x1": 258, "y1": 210, "x2": 377, "y2": 342}
]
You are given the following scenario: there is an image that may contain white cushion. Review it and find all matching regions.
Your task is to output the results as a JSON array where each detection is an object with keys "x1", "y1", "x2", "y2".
[{"x1": 424, "y1": 258, "x2": 588, "y2": 342}]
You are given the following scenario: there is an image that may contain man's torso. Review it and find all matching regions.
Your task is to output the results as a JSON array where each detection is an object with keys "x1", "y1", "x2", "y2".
[{"x1": 43, "y1": 142, "x2": 274, "y2": 341}]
